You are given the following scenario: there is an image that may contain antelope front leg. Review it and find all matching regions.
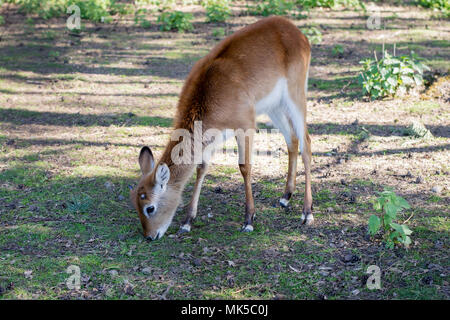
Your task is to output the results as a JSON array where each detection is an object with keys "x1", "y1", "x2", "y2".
[{"x1": 179, "y1": 163, "x2": 209, "y2": 233}]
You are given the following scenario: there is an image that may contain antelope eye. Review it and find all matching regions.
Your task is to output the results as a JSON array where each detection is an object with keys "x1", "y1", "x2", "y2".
[{"x1": 140, "y1": 194, "x2": 146, "y2": 200}]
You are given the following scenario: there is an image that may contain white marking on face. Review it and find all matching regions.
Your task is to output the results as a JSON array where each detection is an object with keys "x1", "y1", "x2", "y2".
[
  {"x1": 155, "y1": 164, "x2": 170, "y2": 188},
  {"x1": 143, "y1": 203, "x2": 157, "y2": 219}
]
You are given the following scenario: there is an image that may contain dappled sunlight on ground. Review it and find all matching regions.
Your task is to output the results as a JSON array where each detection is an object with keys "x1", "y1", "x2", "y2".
[{"x1": 0, "y1": 1, "x2": 448, "y2": 299}]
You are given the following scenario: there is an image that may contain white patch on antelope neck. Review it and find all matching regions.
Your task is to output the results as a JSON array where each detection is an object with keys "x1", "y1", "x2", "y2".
[
  {"x1": 142, "y1": 184, "x2": 166, "y2": 219},
  {"x1": 255, "y1": 77, "x2": 306, "y2": 153},
  {"x1": 156, "y1": 164, "x2": 169, "y2": 183}
]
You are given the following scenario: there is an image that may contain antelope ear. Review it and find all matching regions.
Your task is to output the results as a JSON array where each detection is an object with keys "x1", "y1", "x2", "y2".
[
  {"x1": 138, "y1": 146, "x2": 155, "y2": 175},
  {"x1": 155, "y1": 163, "x2": 170, "y2": 187}
]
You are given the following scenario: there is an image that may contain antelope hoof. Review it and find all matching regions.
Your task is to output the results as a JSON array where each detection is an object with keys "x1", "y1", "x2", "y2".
[
  {"x1": 304, "y1": 215, "x2": 314, "y2": 225},
  {"x1": 279, "y1": 198, "x2": 289, "y2": 208},
  {"x1": 241, "y1": 224, "x2": 254, "y2": 232},
  {"x1": 178, "y1": 224, "x2": 191, "y2": 234},
  {"x1": 301, "y1": 209, "x2": 314, "y2": 225}
]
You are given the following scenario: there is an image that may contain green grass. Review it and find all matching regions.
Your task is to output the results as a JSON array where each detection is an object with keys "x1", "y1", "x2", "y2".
[
  {"x1": 408, "y1": 101, "x2": 441, "y2": 115},
  {"x1": 1, "y1": 161, "x2": 448, "y2": 299}
]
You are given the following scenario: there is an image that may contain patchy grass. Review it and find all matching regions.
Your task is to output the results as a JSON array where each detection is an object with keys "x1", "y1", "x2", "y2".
[{"x1": 0, "y1": 2, "x2": 449, "y2": 300}]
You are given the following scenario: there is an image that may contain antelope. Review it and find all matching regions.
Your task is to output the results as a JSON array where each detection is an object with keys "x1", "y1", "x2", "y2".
[{"x1": 130, "y1": 16, "x2": 313, "y2": 240}]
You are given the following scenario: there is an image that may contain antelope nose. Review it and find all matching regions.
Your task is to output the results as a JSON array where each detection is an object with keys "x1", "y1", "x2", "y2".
[
  {"x1": 146, "y1": 232, "x2": 160, "y2": 241},
  {"x1": 146, "y1": 205, "x2": 155, "y2": 215}
]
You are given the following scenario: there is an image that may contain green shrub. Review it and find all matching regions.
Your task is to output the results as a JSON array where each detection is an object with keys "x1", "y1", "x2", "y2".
[
  {"x1": 134, "y1": 8, "x2": 152, "y2": 28},
  {"x1": 0, "y1": 15, "x2": 5, "y2": 26},
  {"x1": 358, "y1": 50, "x2": 429, "y2": 100},
  {"x1": 7, "y1": 0, "x2": 130, "y2": 22},
  {"x1": 298, "y1": 0, "x2": 364, "y2": 9},
  {"x1": 136, "y1": 0, "x2": 176, "y2": 10},
  {"x1": 157, "y1": 11, "x2": 193, "y2": 33},
  {"x1": 332, "y1": 44, "x2": 344, "y2": 57},
  {"x1": 416, "y1": 0, "x2": 450, "y2": 17},
  {"x1": 302, "y1": 26, "x2": 322, "y2": 44},
  {"x1": 368, "y1": 189, "x2": 412, "y2": 249},
  {"x1": 248, "y1": 0, "x2": 296, "y2": 16},
  {"x1": 109, "y1": 1, "x2": 135, "y2": 16},
  {"x1": 72, "y1": 0, "x2": 113, "y2": 22},
  {"x1": 203, "y1": 0, "x2": 231, "y2": 22}
]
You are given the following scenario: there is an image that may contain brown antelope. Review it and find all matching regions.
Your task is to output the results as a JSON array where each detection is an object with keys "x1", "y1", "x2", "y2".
[{"x1": 130, "y1": 16, "x2": 312, "y2": 240}]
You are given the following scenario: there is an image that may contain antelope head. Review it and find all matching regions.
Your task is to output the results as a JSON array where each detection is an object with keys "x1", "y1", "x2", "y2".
[{"x1": 130, "y1": 146, "x2": 180, "y2": 240}]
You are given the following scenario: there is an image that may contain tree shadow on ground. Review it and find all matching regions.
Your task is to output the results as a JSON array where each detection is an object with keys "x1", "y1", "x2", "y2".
[{"x1": 0, "y1": 108, "x2": 173, "y2": 127}]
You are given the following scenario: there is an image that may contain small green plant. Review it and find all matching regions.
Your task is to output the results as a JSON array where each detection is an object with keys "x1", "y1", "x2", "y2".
[
  {"x1": 212, "y1": 27, "x2": 225, "y2": 38},
  {"x1": 332, "y1": 44, "x2": 344, "y2": 57},
  {"x1": 0, "y1": 15, "x2": 5, "y2": 26},
  {"x1": 25, "y1": 17, "x2": 34, "y2": 26},
  {"x1": 140, "y1": 19, "x2": 152, "y2": 29},
  {"x1": 110, "y1": 1, "x2": 135, "y2": 16},
  {"x1": 48, "y1": 50, "x2": 60, "y2": 59},
  {"x1": 368, "y1": 189, "x2": 412, "y2": 249},
  {"x1": 302, "y1": 26, "x2": 322, "y2": 44},
  {"x1": 203, "y1": 0, "x2": 231, "y2": 22},
  {"x1": 67, "y1": 194, "x2": 93, "y2": 214},
  {"x1": 135, "y1": 10, "x2": 152, "y2": 29},
  {"x1": 248, "y1": 0, "x2": 296, "y2": 16},
  {"x1": 134, "y1": 8, "x2": 151, "y2": 28},
  {"x1": 404, "y1": 121, "x2": 433, "y2": 139},
  {"x1": 44, "y1": 30, "x2": 57, "y2": 40},
  {"x1": 24, "y1": 17, "x2": 35, "y2": 34},
  {"x1": 157, "y1": 11, "x2": 193, "y2": 33},
  {"x1": 359, "y1": 50, "x2": 430, "y2": 100}
]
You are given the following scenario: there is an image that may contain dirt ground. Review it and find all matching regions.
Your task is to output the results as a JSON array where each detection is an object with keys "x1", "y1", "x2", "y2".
[{"x1": 0, "y1": 1, "x2": 449, "y2": 299}]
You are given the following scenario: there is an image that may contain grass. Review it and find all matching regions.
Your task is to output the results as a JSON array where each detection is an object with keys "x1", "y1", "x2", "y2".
[{"x1": 0, "y1": 1, "x2": 449, "y2": 300}]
